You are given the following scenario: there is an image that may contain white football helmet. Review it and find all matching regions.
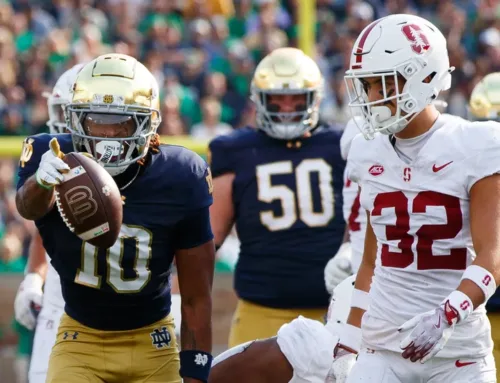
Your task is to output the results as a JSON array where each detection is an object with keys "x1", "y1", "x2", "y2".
[
  {"x1": 325, "y1": 275, "x2": 356, "y2": 336},
  {"x1": 43, "y1": 64, "x2": 85, "y2": 134},
  {"x1": 344, "y1": 14, "x2": 454, "y2": 139}
]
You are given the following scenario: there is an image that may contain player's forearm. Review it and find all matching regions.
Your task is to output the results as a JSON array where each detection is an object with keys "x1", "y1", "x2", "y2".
[
  {"x1": 26, "y1": 233, "x2": 48, "y2": 279},
  {"x1": 347, "y1": 214, "x2": 376, "y2": 328},
  {"x1": 180, "y1": 297, "x2": 212, "y2": 353},
  {"x1": 347, "y1": 261, "x2": 374, "y2": 328},
  {"x1": 16, "y1": 175, "x2": 55, "y2": 221}
]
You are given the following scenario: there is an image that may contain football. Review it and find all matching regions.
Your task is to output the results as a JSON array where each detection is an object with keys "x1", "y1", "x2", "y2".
[{"x1": 54, "y1": 152, "x2": 123, "y2": 249}]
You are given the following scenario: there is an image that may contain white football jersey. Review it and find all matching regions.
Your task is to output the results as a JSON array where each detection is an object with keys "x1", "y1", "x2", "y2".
[
  {"x1": 346, "y1": 114, "x2": 498, "y2": 358},
  {"x1": 43, "y1": 254, "x2": 64, "y2": 309},
  {"x1": 341, "y1": 118, "x2": 367, "y2": 272}
]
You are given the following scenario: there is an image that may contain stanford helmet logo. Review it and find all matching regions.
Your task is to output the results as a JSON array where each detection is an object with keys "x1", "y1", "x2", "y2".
[{"x1": 401, "y1": 24, "x2": 430, "y2": 55}]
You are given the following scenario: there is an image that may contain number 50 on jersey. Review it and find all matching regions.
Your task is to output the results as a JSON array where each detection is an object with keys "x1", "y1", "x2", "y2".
[{"x1": 256, "y1": 159, "x2": 335, "y2": 231}]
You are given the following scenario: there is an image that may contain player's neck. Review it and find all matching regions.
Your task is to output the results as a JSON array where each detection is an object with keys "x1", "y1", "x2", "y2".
[{"x1": 394, "y1": 106, "x2": 439, "y2": 139}]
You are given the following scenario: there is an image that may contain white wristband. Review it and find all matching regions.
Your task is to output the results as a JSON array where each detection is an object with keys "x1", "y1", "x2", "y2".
[
  {"x1": 351, "y1": 288, "x2": 370, "y2": 311},
  {"x1": 442, "y1": 290, "x2": 473, "y2": 324},
  {"x1": 461, "y1": 265, "x2": 496, "y2": 303},
  {"x1": 339, "y1": 323, "x2": 362, "y2": 353}
]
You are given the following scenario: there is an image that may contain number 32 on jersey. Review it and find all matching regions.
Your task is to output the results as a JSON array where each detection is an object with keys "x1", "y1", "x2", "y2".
[{"x1": 256, "y1": 159, "x2": 335, "y2": 231}]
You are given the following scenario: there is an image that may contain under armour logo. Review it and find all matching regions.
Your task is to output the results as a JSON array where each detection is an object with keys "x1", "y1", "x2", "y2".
[
  {"x1": 150, "y1": 327, "x2": 171, "y2": 349},
  {"x1": 195, "y1": 353, "x2": 208, "y2": 366},
  {"x1": 63, "y1": 331, "x2": 79, "y2": 340}
]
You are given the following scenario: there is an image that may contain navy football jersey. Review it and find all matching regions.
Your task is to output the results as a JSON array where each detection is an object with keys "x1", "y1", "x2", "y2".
[
  {"x1": 209, "y1": 126, "x2": 345, "y2": 308},
  {"x1": 17, "y1": 133, "x2": 213, "y2": 330}
]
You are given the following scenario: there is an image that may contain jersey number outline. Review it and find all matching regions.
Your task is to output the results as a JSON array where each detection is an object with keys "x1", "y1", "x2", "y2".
[
  {"x1": 256, "y1": 159, "x2": 335, "y2": 231},
  {"x1": 372, "y1": 191, "x2": 467, "y2": 270},
  {"x1": 74, "y1": 224, "x2": 153, "y2": 293}
]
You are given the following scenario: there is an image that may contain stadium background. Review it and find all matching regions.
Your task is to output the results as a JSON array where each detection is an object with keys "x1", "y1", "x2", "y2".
[{"x1": 0, "y1": 0, "x2": 498, "y2": 381}]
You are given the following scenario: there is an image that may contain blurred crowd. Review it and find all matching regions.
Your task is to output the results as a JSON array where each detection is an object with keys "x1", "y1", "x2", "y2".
[{"x1": 1, "y1": 0, "x2": 500, "y2": 378}]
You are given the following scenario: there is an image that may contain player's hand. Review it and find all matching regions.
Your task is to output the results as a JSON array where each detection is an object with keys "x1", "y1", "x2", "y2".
[
  {"x1": 324, "y1": 242, "x2": 353, "y2": 294},
  {"x1": 35, "y1": 138, "x2": 70, "y2": 188},
  {"x1": 328, "y1": 345, "x2": 357, "y2": 383},
  {"x1": 14, "y1": 273, "x2": 44, "y2": 330},
  {"x1": 398, "y1": 301, "x2": 458, "y2": 363}
]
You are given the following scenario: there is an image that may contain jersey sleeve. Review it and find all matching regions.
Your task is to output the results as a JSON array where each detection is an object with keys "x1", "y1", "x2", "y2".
[
  {"x1": 183, "y1": 152, "x2": 214, "y2": 212},
  {"x1": 174, "y1": 207, "x2": 213, "y2": 249},
  {"x1": 173, "y1": 150, "x2": 214, "y2": 249},
  {"x1": 345, "y1": 134, "x2": 364, "y2": 184},
  {"x1": 208, "y1": 135, "x2": 236, "y2": 178},
  {"x1": 465, "y1": 121, "x2": 500, "y2": 192},
  {"x1": 340, "y1": 117, "x2": 363, "y2": 160},
  {"x1": 17, "y1": 134, "x2": 53, "y2": 190},
  {"x1": 277, "y1": 316, "x2": 337, "y2": 383}
]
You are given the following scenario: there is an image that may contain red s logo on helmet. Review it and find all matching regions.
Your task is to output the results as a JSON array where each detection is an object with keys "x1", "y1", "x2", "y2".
[{"x1": 401, "y1": 24, "x2": 431, "y2": 55}]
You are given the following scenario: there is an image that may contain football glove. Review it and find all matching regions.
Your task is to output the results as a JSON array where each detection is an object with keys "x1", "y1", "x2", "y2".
[
  {"x1": 328, "y1": 346, "x2": 357, "y2": 383},
  {"x1": 398, "y1": 300, "x2": 459, "y2": 363},
  {"x1": 35, "y1": 138, "x2": 69, "y2": 188},
  {"x1": 14, "y1": 273, "x2": 44, "y2": 330},
  {"x1": 324, "y1": 242, "x2": 353, "y2": 294}
]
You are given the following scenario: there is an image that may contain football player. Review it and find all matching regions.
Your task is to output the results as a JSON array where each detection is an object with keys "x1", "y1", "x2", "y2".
[
  {"x1": 468, "y1": 72, "x2": 500, "y2": 382},
  {"x1": 14, "y1": 63, "x2": 84, "y2": 383},
  {"x1": 324, "y1": 99, "x2": 450, "y2": 292},
  {"x1": 15, "y1": 54, "x2": 215, "y2": 383},
  {"x1": 209, "y1": 47, "x2": 346, "y2": 347},
  {"x1": 331, "y1": 13, "x2": 499, "y2": 383},
  {"x1": 209, "y1": 275, "x2": 355, "y2": 383}
]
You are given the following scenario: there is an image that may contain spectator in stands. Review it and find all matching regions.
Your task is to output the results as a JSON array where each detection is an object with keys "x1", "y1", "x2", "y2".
[{"x1": 191, "y1": 96, "x2": 233, "y2": 140}]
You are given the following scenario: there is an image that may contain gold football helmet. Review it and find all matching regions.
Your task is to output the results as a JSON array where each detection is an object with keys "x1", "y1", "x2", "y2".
[
  {"x1": 469, "y1": 72, "x2": 500, "y2": 120},
  {"x1": 66, "y1": 54, "x2": 161, "y2": 176},
  {"x1": 251, "y1": 47, "x2": 324, "y2": 140}
]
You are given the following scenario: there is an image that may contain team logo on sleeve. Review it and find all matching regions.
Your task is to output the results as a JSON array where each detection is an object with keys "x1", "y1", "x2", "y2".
[
  {"x1": 19, "y1": 137, "x2": 34, "y2": 168},
  {"x1": 206, "y1": 168, "x2": 214, "y2": 195},
  {"x1": 150, "y1": 326, "x2": 172, "y2": 349}
]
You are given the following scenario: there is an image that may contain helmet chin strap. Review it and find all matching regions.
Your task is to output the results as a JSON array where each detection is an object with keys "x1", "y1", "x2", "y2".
[{"x1": 370, "y1": 105, "x2": 408, "y2": 135}]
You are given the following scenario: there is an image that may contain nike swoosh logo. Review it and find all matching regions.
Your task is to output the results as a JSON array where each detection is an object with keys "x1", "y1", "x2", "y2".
[
  {"x1": 432, "y1": 161, "x2": 453, "y2": 172},
  {"x1": 455, "y1": 360, "x2": 477, "y2": 368},
  {"x1": 435, "y1": 315, "x2": 441, "y2": 329}
]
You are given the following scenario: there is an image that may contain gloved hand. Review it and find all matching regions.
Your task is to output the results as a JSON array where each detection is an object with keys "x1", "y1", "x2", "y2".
[
  {"x1": 35, "y1": 138, "x2": 69, "y2": 188},
  {"x1": 398, "y1": 300, "x2": 459, "y2": 363},
  {"x1": 14, "y1": 273, "x2": 44, "y2": 330},
  {"x1": 327, "y1": 346, "x2": 357, "y2": 383},
  {"x1": 325, "y1": 242, "x2": 353, "y2": 294}
]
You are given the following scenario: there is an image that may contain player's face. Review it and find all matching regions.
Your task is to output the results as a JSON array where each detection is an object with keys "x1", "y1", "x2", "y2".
[
  {"x1": 83, "y1": 114, "x2": 136, "y2": 138},
  {"x1": 82, "y1": 113, "x2": 137, "y2": 164},
  {"x1": 266, "y1": 94, "x2": 307, "y2": 122},
  {"x1": 359, "y1": 76, "x2": 403, "y2": 116}
]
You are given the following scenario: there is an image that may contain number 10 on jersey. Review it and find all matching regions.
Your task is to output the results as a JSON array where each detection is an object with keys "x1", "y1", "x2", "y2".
[{"x1": 256, "y1": 159, "x2": 335, "y2": 231}]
